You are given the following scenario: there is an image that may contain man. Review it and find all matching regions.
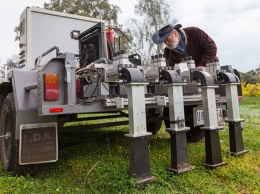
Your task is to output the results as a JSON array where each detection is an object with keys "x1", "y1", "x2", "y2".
[
  {"x1": 152, "y1": 24, "x2": 218, "y2": 129},
  {"x1": 152, "y1": 24, "x2": 218, "y2": 67}
]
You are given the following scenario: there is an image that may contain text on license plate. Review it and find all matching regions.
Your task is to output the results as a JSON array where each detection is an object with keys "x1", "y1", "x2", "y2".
[{"x1": 194, "y1": 107, "x2": 224, "y2": 126}]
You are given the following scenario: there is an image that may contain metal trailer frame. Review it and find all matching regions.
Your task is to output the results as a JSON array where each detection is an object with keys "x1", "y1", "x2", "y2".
[
  {"x1": 0, "y1": 7, "x2": 248, "y2": 184},
  {"x1": 5, "y1": 52, "x2": 246, "y2": 183}
]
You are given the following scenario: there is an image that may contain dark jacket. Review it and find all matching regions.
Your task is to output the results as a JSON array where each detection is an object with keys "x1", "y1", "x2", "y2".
[{"x1": 164, "y1": 27, "x2": 218, "y2": 67}]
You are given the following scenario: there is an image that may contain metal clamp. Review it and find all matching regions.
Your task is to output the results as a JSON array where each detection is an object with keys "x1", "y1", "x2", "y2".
[
  {"x1": 191, "y1": 70, "x2": 216, "y2": 86},
  {"x1": 217, "y1": 72, "x2": 239, "y2": 83},
  {"x1": 160, "y1": 69, "x2": 183, "y2": 83},
  {"x1": 169, "y1": 118, "x2": 185, "y2": 129},
  {"x1": 121, "y1": 67, "x2": 144, "y2": 83}
]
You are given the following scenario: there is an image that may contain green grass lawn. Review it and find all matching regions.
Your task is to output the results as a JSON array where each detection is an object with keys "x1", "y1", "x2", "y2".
[{"x1": 0, "y1": 97, "x2": 259, "y2": 193}]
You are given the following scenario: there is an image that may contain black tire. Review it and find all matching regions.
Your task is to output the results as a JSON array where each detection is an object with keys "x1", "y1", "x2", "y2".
[
  {"x1": 163, "y1": 106, "x2": 205, "y2": 143},
  {"x1": 147, "y1": 120, "x2": 163, "y2": 135},
  {"x1": 184, "y1": 106, "x2": 205, "y2": 143},
  {"x1": 0, "y1": 95, "x2": 4, "y2": 114},
  {"x1": 0, "y1": 93, "x2": 38, "y2": 176},
  {"x1": 146, "y1": 108, "x2": 163, "y2": 135}
]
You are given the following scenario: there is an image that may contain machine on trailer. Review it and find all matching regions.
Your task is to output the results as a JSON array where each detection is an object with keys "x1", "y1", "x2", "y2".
[{"x1": 0, "y1": 7, "x2": 247, "y2": 183}]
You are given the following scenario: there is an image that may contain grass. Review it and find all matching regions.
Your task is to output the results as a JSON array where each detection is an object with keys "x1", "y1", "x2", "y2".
[
  {"x1": 0, "y1": 97, "x2": 260, "y2": 193},
  {"x1": 239, "y1": 96, "x2": 260, "y2": 105}
]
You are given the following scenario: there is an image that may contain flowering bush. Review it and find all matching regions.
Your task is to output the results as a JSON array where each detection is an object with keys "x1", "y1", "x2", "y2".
[{"x1": 241, "y1": 82, "x2": 260, "y2": 97}]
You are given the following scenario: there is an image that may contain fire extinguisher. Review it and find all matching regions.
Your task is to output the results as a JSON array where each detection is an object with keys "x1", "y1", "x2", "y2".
[
  {"x1": 106, "y1": 26, "x2": 115, "y2": 59},
  {"x1": 106, "y1": 26, "x2": 115, "y2": 42}
]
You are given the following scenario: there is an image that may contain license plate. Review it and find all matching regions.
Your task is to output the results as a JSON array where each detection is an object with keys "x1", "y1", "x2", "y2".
[
  {"x1": 193, "y1": 106, "x2": 225, "y2": 127},
  {"x1": 19, "y1": 123, "x2": 58, "y2": 165}
]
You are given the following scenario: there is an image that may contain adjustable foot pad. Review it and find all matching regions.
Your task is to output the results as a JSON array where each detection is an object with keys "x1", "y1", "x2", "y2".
[
  {"x1": 167, "y1": 165, "x2": 195, "y2": 174},
  {"x1": 230, "y1": 150, "x2": 248, "y2": 156},
  {"x1": 137, "y1": 176, "x2": 157, "y2": 184},
  {"x1": 203, "y1": 162, "x2": 227, "y2": 169}
]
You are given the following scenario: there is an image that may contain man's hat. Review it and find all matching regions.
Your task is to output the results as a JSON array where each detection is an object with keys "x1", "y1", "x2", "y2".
[{"x1": 152, "y1": 24, "x2": 182, "y2": 44}]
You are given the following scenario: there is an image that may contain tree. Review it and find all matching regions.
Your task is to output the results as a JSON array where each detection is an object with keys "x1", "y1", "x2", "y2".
[
  {"x1": 256, "y1": 67, "x2": 260, "y2": 76},
  {"x1": 14, "y1": 26, "x2": 20, "y2": 41},
  {"x1": 5, "y1": 55, "x2": 20, "y2": 69},
  {"x1": 43, "y1": 0, "x2": 133, "y2": 54},
  {"x1": 247, "y1": 70, "x2": 256, "y2": 76},
  {"x1": 256, "y1": 74, "x2": 260, "y2": 83},
  {"x1": 44, "y1": 0, "x2": 121, "y2": 26},
  {"x1": 111, "y1": 27, "x2": 133, "y2": 54},
  {"x1": 127, "y1": 0, "x2": 176, "y2": 65},
  {"x1": 240, "y1": 72, "x2": 257, "y2": 84}
]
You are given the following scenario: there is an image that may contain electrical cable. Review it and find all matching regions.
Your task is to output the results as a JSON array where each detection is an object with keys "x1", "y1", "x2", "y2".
[{"x1": 111, "y1": 27, "x2": 152, "y2": 65}]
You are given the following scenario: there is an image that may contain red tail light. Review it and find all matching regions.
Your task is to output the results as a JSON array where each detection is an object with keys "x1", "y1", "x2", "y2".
[
  {"x1": 49, "y1": 108, "x2": 63, "y2": 113},
  {"x1": 44, "y1": 74, "x2": 59, "y2": 101},
  {"x1": 238, "y1": 96, "x2": 243, "y2": 101}
]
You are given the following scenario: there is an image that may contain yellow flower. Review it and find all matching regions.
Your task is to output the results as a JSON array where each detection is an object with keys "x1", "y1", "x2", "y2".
[{"x1": 242, "y1": 82, "x2": 260, "y2": 97}]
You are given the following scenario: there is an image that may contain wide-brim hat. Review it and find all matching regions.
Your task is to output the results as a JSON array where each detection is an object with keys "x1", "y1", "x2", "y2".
[{"x1": 152, "y1": 24, "x2": 182, "y2": 44}]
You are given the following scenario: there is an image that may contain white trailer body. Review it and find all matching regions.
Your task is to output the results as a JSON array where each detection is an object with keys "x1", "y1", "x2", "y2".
[
  {"x1": 0, "y1": 7, "x2": 109, "y2": 172},
  {"x1": 19, "y1": 7, "x2": 106, "y2": 70}
]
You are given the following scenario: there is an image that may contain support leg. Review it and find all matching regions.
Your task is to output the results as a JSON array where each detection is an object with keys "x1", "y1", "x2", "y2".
[
  {"x1": 124, "y1": 83, "x2": 156, "y2": 184},
  {"x1": 228, "y1": 121, "x2": 248, "y2": 155},
  {"x1": 201, "y1": 87, "x2": 227, "y2": 168},
  {"x1": 203, "y1": 130, "x2": 226, "y2": 168},
  {"x1": 167, "y1": 130, "x2": 194, "y2": 173},
  {"x1": 166, "y1": 83, "x2": 194, "y2": 173},
  {"x1": 224, "y1": 83, "x2": 248, "y2": 156},
  {"x1": 128, "y1": 136, "x2": 156, "y2": 183}
]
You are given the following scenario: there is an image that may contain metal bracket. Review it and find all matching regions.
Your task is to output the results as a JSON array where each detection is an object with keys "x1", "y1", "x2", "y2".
[
  {"x1": 217, "y1": 72, "x2": 239, "y2": 83},
  {"x1": 169, "y1": 117, "x2": 185, "y2": 129},
  {"x1": 115, "y1": 97, "x2": 124, "y2": 108},
  {"x1": 160, "y1": 69, "x2": 183, "y2": 83},
  {"x1": 156, "y1": 96, "x2": 167, "y2": 106},
  {"x1": 191, "y1": 70, "x2": 216, "y2": 86},
  {"x1": 64, "y1": 53, "x2": 76, "y2": 84},
  {"x1": 121, "y1": 67, "x2": 144, "y2": 83}
]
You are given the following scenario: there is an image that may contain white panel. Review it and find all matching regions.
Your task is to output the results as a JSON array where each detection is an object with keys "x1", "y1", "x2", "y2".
[{"x1": 21, "y1": 8, "x2": 106, "y2": 70}]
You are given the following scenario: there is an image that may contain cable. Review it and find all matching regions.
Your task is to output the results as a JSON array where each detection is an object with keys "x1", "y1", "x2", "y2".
[{"x1": 111, "y1": 27, "x2": 151, "y2": 65}]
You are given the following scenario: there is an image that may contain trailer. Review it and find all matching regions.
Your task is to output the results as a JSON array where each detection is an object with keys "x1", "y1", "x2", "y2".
[{"x1": 0, "y1": 7, "x2": 247, "y2": 183}]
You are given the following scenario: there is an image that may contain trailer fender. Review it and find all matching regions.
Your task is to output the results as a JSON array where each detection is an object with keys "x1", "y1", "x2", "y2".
[{"x1": 10, "y1": 69, "x2": 58, "y2": 140}]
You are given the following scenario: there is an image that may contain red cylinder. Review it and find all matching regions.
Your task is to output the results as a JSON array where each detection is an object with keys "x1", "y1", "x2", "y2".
[{"x1": 106, "y1": 29, "x2": 115, "y2": 42}]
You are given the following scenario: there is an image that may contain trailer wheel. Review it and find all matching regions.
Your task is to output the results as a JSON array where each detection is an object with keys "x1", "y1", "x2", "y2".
[
  {"x1": 147, "y1": 120, "x2": 163, "y2": 135},
  {"x1": 0, "y1": 94, "x2": 4, "y2": 105},
  {"x1": 0, "y1": 94, "x2": 4, "y2": 112},
  {"x1": 146, "y1": 108, "x2": 163, "y2": 134},
  {"x1": 0, "y1": 93, "x2": 38, "y2": 176},
  {"x1": 184, "y1": 106, "x2": 205, "y2": 143}
]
